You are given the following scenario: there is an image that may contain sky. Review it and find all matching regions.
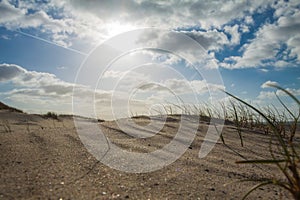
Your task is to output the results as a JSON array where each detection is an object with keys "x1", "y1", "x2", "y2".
[{"x1": 0, "y1": 0, "x2": 299, "y2": 119}]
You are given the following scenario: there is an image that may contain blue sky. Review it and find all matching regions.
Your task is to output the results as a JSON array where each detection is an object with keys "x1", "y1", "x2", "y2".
[{"x1": 0, "y1": 0, "x2": 299, "y2": 119}]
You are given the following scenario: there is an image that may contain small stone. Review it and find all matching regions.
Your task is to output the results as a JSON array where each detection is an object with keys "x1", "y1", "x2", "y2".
[
  {"x1": 112, "y1": 194, "x2": 120, "y2": 198},
  {"x1": 102, "y1": 192, "x2": 107, "y2": 195}
]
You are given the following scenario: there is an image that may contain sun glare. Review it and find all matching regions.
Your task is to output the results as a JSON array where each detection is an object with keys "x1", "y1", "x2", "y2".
[{"x1": 106, "y1": 21, "x2": 137, "y2": 37}]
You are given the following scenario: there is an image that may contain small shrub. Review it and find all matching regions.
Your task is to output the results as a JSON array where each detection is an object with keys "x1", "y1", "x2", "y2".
[
  {"x1": 97, "y1": 119, "x2": 105, "y2": 123},
  {"x1": 44, "y1": 112, "x2": 58, "y2": 120}
]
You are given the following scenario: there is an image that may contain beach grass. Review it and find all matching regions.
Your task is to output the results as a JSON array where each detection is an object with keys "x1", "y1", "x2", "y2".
[{"x1": 224, "y1": 84, "x2": 300, "y2": 199}]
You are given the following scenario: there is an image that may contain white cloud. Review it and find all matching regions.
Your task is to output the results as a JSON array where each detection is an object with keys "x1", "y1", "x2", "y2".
[
  {"x1": 259, "y1": 80, "x2": 300, "y2": 100},
  {"x1": 0, "y1": 0, "x2": 73, "y2": 46},
  {"x1": 0, "y1": 0, "x2": 24, "y2": 24},
  {"x1": 0, "y1": 64, "x2": 119, "y2": 117},
  {"x1": 285, "y1": 88, "x2": 300, "y2": 96},
  {"x1": 261, "y1": 80, "x2": 278, "y2": 88},
  {"x1": 182, "y1": 29, "x2": 230, "y2": 51},
  {"x1": 0, "y1": 63, "x2": 82, "y2": 97},
  {"x1": 0, "y1": 63, "x2": 225, "y2": 119},
  {"x1": 224, "y1": 24, "x2": 241, "y2": 45},
  {"x1": 0, "y1": 34, "x2": 10, "y2": 40},
  {"x1": 133, "y1": 29, "x2": 222, "y2": 69},
  {"x1": 221, "y1": 2, "x2": 300, "y2": 69},
  {"x1": 0, "y1": 0, "x2": 275, "y2": 49},
  {"x1": 137, "y1": 78, "x2": 224, "y2": 96},
  {"x1": 56, "y1": 66, "x2": 67, "y2": 70},
  {"x1": 102, "y1": 70, "x2": 126, "y2": 79},
  {"x1": 244, "y1": 16, "x2": 254, "y2": 24},
  {"x1": 240, "y1": 24, "x2": 250, "y2": 33},
  {"x1": 3, "y1": 0, "x2": 297, "y2": 71},
  {"x1": 260, "y1": 69, "x2": 269, "y2": 72},
  {"x1": 257, "y1": 87, "x2": 300, "y2": 99},
  {"x1": 0, "y1": 63, "x2": 26, "y2": 81},
  {"x1": 0, "y1": 3, "x2": 62, "y2": 30},
  {"x1": 257, "y1": 90, "x2": 276, "y2": 99},
  {"x1": 187, "y1": 0, "x2": 269, "y2": 29}
]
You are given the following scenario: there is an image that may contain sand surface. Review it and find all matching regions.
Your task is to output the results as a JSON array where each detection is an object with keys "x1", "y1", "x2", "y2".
[{"x1": 0, "y1": 110, "x2": 295, "y2": 199}]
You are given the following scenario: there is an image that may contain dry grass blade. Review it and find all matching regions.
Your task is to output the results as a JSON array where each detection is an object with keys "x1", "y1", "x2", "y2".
[
  {"x1": 1, "y1": 120, "x2": 12, "y2": 133},
  {"x1": 230, "y1": 99, "x2": 244, "y2": 147},
  {"x1": 236, "y1": 159, "x2": 286, "y2": 164},
  {"x1": 224, "y1": 84, "x2": 300, "y2": 199},
  {"x1": 241, "y1": 181, "x2": 274, "y2": 200}
]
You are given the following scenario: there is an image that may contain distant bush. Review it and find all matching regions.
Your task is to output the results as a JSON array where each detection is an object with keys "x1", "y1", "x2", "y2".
[
  {"x1": 97, "y1": 119, "x2": 105, "y2": 123},
  {"x1": 44, "y1": 112, "x2": 58, "y2": 120}
]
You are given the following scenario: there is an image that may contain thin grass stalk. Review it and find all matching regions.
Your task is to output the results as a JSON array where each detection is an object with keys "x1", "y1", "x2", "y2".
[
  {"x1": 230, "y1": 99, "x2": 244, "y2": 147},
  {"x1": 225, "y1": 84, "x2": 300, "y2": 199}
]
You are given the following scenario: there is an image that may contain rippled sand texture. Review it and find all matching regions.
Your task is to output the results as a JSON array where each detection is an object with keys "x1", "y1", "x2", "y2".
[{"x1": 0, "y1": 110, "x2": 293, "y2": 199}]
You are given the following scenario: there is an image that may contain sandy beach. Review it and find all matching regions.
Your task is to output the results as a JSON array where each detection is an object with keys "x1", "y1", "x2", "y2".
[{"x1": 0, "y1": 108, "x2": 294, "y2": 199}]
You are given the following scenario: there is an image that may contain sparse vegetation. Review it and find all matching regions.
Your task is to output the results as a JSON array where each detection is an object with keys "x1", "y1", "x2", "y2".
[
  {"x1": 229, "y1": 100, "x2": 244, "y2": 147},
  {"x1": 129, "y1": 84, "x2": 299, "y2": 199},
  {"x1": 97, "y1": 118, "x2": 105, "y2": 123},
  {"x1": 1, "y1": 86, "x2": 298, "y2": 199},
  {"x1": 44, "y1": 112, "x2": 59, "y2": 120},
  {"x1": 224, "y1": 84, "x2": 300, "y2": 200},
  {"x1": 26, "y1": 121, "x2": 30, "y2": 133},
  {"x1": 1, "y1": 120, "x2": 12, "y2": 133}
]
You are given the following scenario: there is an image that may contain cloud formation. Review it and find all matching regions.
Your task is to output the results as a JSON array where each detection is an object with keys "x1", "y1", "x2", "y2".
[
  {"x1": 0, "y1": 1, "x2": 299, "y2": 117},
  {"x1": 0, "y1": 63, "x2": 75, "y2": 95},
  {"x1": 1, "y1": 0, "x2": 299, "y2": 69},
  {"x1": 221, "y1": 1, "x2": 300, "y2": 69},
  {"x1": 0, "y1": 63, "x2": 223, "y2": 118},
  {"x1": 261, "y1": 80, "x2": 279, "y2": 88},
  {"x1": 0, "y1": 63, "x2": 26, "y2": 81}
]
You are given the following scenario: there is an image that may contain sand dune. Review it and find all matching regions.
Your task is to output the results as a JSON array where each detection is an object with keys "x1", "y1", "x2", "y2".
[{"x1": 0, "y1": 108, "x2": 293, "y2": 199}]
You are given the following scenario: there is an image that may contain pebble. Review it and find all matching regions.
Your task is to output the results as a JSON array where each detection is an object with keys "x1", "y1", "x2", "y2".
[{"x1": 112, "y1": 194, "x2": 120, "y2": 198}]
